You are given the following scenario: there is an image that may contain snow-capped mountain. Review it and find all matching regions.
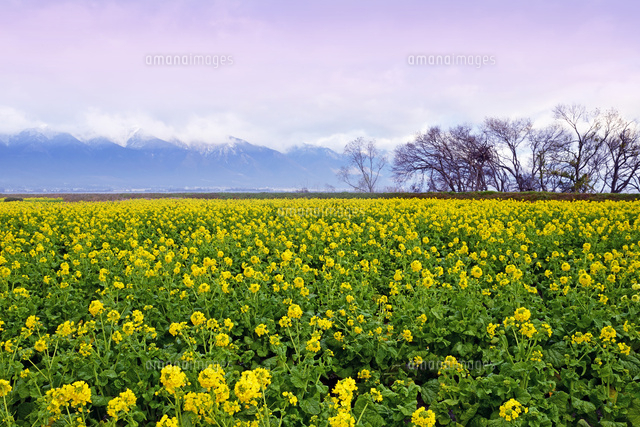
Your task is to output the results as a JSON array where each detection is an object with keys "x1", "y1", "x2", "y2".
[{"x1": 0, "y1": 130, "x2": 393, "y2": 192}]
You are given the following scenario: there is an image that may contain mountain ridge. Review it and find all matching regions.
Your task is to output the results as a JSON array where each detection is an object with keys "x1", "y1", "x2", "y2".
[{"x1": 0, "y1": 129, "x2": 394, "y2": 193}]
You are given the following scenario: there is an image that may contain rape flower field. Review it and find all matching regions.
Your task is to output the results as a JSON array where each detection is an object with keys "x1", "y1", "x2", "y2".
[{"x1": 0, "y1": 198, "x2": 639, "y2": 426}]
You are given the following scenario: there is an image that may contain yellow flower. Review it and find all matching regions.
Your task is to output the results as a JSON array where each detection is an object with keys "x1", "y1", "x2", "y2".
[
  {"x1": 79, "y1": 342, "x2": 93, "y2": 356},
  {"x1": 219, "y1": 400, "x2": 239, "y2": 416},
  {"x1": 540, "y1": 323, "x2": 553, "y2": 338},
  {"x1": 47, "y1": 381, "x2": 92, "y2": 409},
  {"x1": 107, "y1": 389, "x2": 137, "y2": 418},
  {"x1": 306, "y1": 334, "x2": 321, "y2": 353},
  {"x1": 215, "y1": 333, "x2": 230, "y2": 347},
  {"x1": 487, "y1": 323, "x2": 499, "y2": 337},
  {"x1": 470, "y1": 265, "x2": 482, "y2": 278},
  {"x1": 514, "y1": 307, "x2": 531, "y2": 323},
  {"x1": 0, "y1": 379, "x2": 11, "y2": 397},
  {"x1": 157, "y1": 415, "x2": 179, "y2": 427},
  {"x1": 122, "y1": 322, "x2": 135, "y2": 336},
  {"x1": 288, "y1": 304, "x2": 303, "y2": 319},
  {"x1": 579, "y1": 273, "x2": 592, "y2": 287},
  {"x1": 411, "y1": 407, "x2": 436, "y2": 427},
  {"x1": 329, "y1": 410, "x2": 356, "y2": 427},
  {"x1": 253, "y1": 367, "x2": 271, "y2": 388},
  {"x1": 132, "y1": 310, "x2": 144, "y2": 324},
  {"x1": 282, "y1": 391, "x2": 298, "y2": 405},
  {"x1": 357, "y1": 369, "x2": 371, "y2": 380},
  {"x1": 499, "y1": 398, "x2": 527, "y2": 421},
  {"x1": 107, "y1": 310, "x2": 120, "y2": 322},
  {"x1": 402, "y1": 329, "x2": 413, "y2": 342},
  {"x1": 411, "y1": 260, "x2": 422, "y2": 272},
  {"x1": 190, "y1": 311, "x2": 206, "y2": 327},
  {"x1": 255, "y1": 324, "x2": 269, "y2": 336},
  {"x1": 600, "y1": 325, "x2": 617, "y2": 343},
  {"x1": 520, "y1": 322, "x2": 537, "y2": 338},
  {"x1": 198, "y1": 364, "x2": 225, "y2": 389},
  {"x1": 183, "y1": 392, "x2": 214, "y2": 415},
  {"x1": 370, "y1": 387, "x2": 383, "y2": 402},
  {"x1": 224, "y1": 318, "x2": 234, "y2": 330},
  {"x1": 35, "y1": 337, "x2": 48, "y2": 352},
  {"x1": 56, "y1": 321, "x2": 75, "y2": 337},
  {"x1": 25, "y1": 315, "x2": 40, "y2": 329},
  {"x1": 279, "y1": 316, "x2": 292, "y2": 328},
  {"x1": 234, "y1": 371, "x2": 263, "y2": 405},
  {"x1": 571, "y1": 332, "x2": 593, "y2": 345},
  {"x1": 332, "y1": 377, "x2": 357, "y2": 407},
  {"x1": 160, "y1": 365, "x2": 187, "y2": 395},
  {"x1": 269, "y1": 334, "x2": 281, "y2": 346},
  {"x1": 169, "y1": 322, "x2": 187, "y2": 336},
  {"x1": 530, "y1": 350, "x2": 543, "y2": 362},
  {"x1": 618, "y1": 342, "x2": 631, "y2": 355},
  {"x1": 88, "y1": 300, "x2": 105, "y2": 317},
  {"x1": 281, "y1": 250, "x2": 293, "y2": 262}
]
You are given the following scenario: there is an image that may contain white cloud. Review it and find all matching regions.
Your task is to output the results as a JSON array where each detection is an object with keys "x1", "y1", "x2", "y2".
[{"x1": 0, "y1": 107, "x2": 44, "y2": 134}]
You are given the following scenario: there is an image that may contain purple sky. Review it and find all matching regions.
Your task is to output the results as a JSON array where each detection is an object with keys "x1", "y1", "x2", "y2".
[{"x1": 1, "y1": 0, "x2": 638, "y2": 151}]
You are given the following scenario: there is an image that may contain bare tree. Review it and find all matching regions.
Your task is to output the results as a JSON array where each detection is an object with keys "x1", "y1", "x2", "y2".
[
  {"x1": 394, "y1": 104, "x2": 637, "y2": 194},
  {"x1": 599, "y1": 111, "x2": 640, "y2": 193},
  {"x1": 552, "y1": 104, "x2": 612, "y2": 192},
  {"x1": 483, "y1": 117, "x2": 567, "y2": 192},
  {"x1": 337, "y1": 138, "x2": 387, "y2": 192},
  {"x1": 483, "y1": 117, "x2": 533, "y2": 191},
  {"x1": 393, "y1": 125, "x2": 498, "y2": 192},
  {"x1": 528, "y1": 124, "x2": 567, "y2": 192}
]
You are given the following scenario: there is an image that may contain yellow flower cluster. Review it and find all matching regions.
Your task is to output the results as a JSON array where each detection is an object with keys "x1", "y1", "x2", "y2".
[
  {"x1": 107, "y1": 389, "x2": 136, "y2": 419},
  {"x1": 1, "y1": 197, "x2": 639, "y2": 424},
  {"x1": 45, "y1": 381, "x2": 92, "y2": 420},
  {"x1": 160, "y1": 365, "x2": 188, "y2": 395},
  {"x1": 411, "y1": 407, "x2": 436, "y2": 427},
  {"x1": 198, "y1": 364, "x2": 230, "y2": 403},
  {"x1": 234, "y1": 368, "x2": 271, "y2": 406},
  {"x1": 600, "y1": 326, "x2": 617, "y2": 343},
  {"x1": 499, "y1": 398, "x2": 528, "y2": 421},
  {"x1": 0, "y1": 379, "x2": 11, "y2": 397}
]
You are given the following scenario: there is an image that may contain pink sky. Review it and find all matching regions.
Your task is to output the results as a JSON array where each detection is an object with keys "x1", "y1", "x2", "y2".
[{"x1": 1, "y1": 0, "x2": 638, "y2": 151}]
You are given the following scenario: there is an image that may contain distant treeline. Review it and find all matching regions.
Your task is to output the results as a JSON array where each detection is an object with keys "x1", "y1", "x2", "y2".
[{"x1": 392, "y1": 104, "x2": 640, "y2": 194}]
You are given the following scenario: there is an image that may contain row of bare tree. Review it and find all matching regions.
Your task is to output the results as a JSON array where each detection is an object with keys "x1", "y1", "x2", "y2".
[{"x1": 393, "y1": 104, "x2": 640, "y2": 193}]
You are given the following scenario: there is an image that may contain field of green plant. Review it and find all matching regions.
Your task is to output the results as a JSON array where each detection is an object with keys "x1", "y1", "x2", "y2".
[{"x1": 0, "y1": 198, "x2": 639, "y2": 426}]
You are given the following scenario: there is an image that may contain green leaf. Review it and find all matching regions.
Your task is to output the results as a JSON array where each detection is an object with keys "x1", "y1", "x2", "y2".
[
  {"x1": 572, "y1": 398, "x2": 596, "y2": 415},
  {"x1": 599, "y1": 421, "x2": 627, "y2": 427},
  {"x1": 354, "y1": 395, "x2": 385, "y2": 427},
  {"x1": 375, "y1": 347, "x2": 387, "y2": 367},
  {"x1": 290, "y1": 366, "x2": 306, "y2": 389},
  {"x1": 92, "y1": 395, "x2": 110, "y2": 406},
  {"x1": 546, "y1": 342, "x2": 567, "y2": 367},
  {"x1": 627, "y1": 399, "x2": 640, "y2": 427},
  {"x1": 515, "y1": 389, "x2": 531, "y2": 405},
  {"x1": 102, "y1": 369, "x2": 118, "y2": 379},
  {"x1": 460, "y1": 402, "x2": 480, "y2": 424},
  {"x1": 300, "y1": 397, "x2": 321, "y2": 415},
  {"x1": 421, "y1": 379, "x2": 439, "y2": 405}
]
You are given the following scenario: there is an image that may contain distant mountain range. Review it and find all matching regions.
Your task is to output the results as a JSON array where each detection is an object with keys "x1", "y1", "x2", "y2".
[{"x1": 0, "y1": 129, "x2": 394, "y2": 193}]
